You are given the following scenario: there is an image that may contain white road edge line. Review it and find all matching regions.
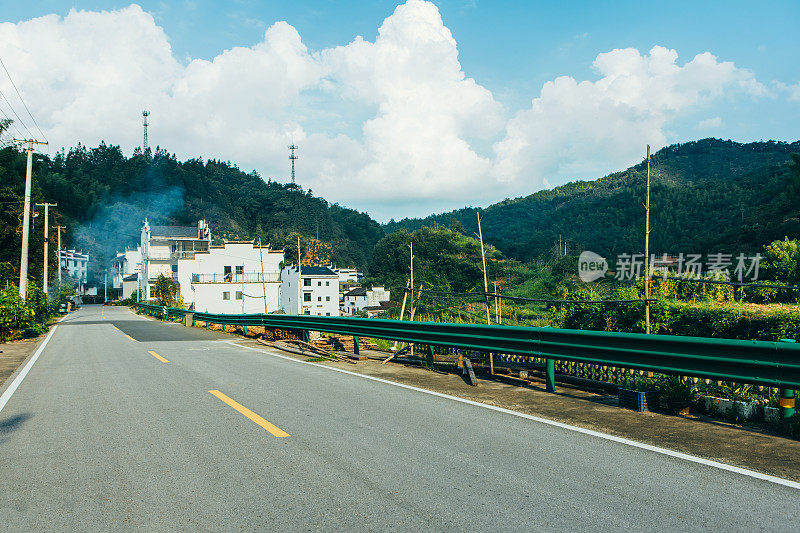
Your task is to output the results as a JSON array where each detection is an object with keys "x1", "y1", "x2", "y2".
[
  {"x1": 0, "y1": 323, "x2": 60, "y2": 415},
  {"x1": 228, "y1": 340, "x2": 800, "y2": 490}
]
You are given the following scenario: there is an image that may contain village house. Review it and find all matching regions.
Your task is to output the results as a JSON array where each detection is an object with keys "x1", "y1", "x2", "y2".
[
  {"x1": 110, "y1": 246, "x2": 142, "y2": 299},
  {"x1": 280, "y1": 265, "x2": 339, "y2": 316},
  {"x1": 140, "y1": 219, "x2": 211, "y2": 300},
  {"x1": 58, "y1": 249, "x2": 90, "y2": 294},
  {"x1": 341, "y1": 285, "x2": 391, "y2": 316},
  {"x1": 177, "y1": 241, "x2": 283, "y2": 313}
]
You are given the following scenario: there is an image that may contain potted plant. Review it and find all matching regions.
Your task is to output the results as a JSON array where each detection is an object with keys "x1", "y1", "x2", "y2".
[
  {"x1": 657, "y1": 376, "x2": 700, "y2": 415},
  {"x1": 618, "y1": 375, "x2": 659, "y2": 412}
]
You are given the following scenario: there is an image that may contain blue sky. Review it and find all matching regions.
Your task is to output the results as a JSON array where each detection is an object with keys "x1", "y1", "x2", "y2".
[{"x1": 1, "y1": 1, "x2": 799, "y2": 219}]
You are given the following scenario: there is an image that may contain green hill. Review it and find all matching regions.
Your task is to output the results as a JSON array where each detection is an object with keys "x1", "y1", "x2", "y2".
[{"x1": 386, "y1": 139, "x2": 800, "y2": 261}]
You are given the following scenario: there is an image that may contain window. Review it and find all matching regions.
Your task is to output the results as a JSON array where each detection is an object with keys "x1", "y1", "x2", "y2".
[
  {"x1": 235, "y1": 266, "x2": 243, "y2": 275},
  {"x1": 304, "y1": 278, "x2": 311, "y2": 286},
  {"x1": 192, "y1": 274, "x2": 199, "y2": 282},
  {"x1": 171, "y1": 264, "x2": 178, "y2": 273},
  {"x1": 326, "y1": 296, "x2": 330, "y2": 301},
  {"x1": 235, "y1": 291, "x2": 242, "y2": 300},
  {"x1": 304, "y1": 293, "x2": 311, "y2": 302},
  {"x1": 317, "y1": 281, "x2": 321, "y2": 286},
  {"x1": 222, "y1": 291, "x2": 230, "y2": 300},
  {"x1": 317, "y1": 296, "x2": 321, "y2": 301},
  {"x1": 326, "y1": 281, "x2": 330, "y2": 286},
  {"x1": 326, "y1": 312, "x2": 330, "y2": 316}
]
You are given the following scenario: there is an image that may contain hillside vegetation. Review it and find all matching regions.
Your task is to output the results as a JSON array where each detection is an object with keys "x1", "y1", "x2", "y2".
[
  {"x1": 386, "y1": 139, "x2": 800, "y2": 261},
  {"x1": 0, "y1": 143, "x2": 384, "y2": 285}
]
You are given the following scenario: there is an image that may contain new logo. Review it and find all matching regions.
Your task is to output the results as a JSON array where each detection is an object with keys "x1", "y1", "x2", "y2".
[{"x1": 578, "y1": 251, "x2": 608, "y2": 282}]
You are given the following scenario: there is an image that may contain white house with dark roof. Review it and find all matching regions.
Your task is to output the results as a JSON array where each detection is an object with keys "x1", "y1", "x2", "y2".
[
  {"x1": 341, "y1": 285, "x2": 391, "y2": 315},
  {"x1": 341, "y1": 287, "x2": 367, "y2": 315},
  {"x1": 140, "y1": 219, "x2": 211, "y2": 300},
  {"x1": 177, "y1": 241, "x2": 284, "y2": 313},
  {"x1": 280, "y1": 265, "x2": 339, "y2": 316},
  {"x1": 110, "y1": 246, "x2": 142, "y2": 299}
]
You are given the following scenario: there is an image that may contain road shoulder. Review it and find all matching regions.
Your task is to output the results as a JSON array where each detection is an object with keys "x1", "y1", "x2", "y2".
[
  {"x1": 231, "y1": 338, "x2": 800, "y2": 483},
  {"x1": 0, "y1": 324, "x2": 58, "y2": 391}
]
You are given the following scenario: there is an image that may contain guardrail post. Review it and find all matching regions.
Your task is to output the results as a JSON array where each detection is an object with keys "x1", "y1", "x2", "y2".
[
  {"x1": 243, "y1": 325, "x2": 248, "y2": 336},
  {"x1": 353, "y1": 336, "x2": 360, "y2": 355},
  {"x1": 545, "y1": 358, "x2": 556, "y2": 393},
  {"x1": 427, "y1": 345, "x2": 435, "y2": 367},
  {"x1": 780, "y1": 339, "x2": 796, "y2": 429},
  {"x1": 302, "y1": 330, "x2": 309, "y2": 343}
]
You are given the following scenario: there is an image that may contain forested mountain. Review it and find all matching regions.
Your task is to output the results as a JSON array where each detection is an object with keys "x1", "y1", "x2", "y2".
[
  {"x1": 0, "y1": 142, "x2": 383, "y2": 285},
  {"x1": 386, "y1": 139, "x2": 800, "y2": 261},
  {"x1": 2, "y1": 134, "x2": 798, "y2": 292}
]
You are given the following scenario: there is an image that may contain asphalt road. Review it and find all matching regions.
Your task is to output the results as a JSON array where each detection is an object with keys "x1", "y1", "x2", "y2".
[{"x1": 0, "y1": 305, "x2": 797, "y2": 531}]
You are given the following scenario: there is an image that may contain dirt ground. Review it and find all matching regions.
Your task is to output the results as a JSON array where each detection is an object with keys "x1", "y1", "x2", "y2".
[
  {"x1": 233, "y1": 338, "x2": 800, "y2": 482},
  {"x1": 0, "y1": 335, "x2": 47, "y2": 387}
]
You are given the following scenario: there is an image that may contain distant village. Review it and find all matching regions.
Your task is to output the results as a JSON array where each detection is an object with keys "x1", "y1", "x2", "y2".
[{"x1": 60, "y1": 219, "x2": 392, "y2": 317}]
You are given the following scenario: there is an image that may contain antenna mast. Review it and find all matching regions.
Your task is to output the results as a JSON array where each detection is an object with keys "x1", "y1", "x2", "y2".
[
  {"x1": 142, "y1": 110, "x2": 150, "y2": 151},
  {"x1": 288, "y1": 143, "x2": 298, "y2": 184}
]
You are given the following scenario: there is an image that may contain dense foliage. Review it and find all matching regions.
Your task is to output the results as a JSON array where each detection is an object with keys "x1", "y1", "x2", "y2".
[
  {"x1": 387, "y1": 139, "x2": 800, "y2": 262},
  {"x1": 0, "y1": 282, "x2": 60, "y2": 342},
  {"x1": 0, "y1": 142, "x2": 384, "y2": 289}
]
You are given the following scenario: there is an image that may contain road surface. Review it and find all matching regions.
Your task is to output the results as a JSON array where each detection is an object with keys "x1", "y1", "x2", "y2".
[{"x1": 0, "y1": 304, "x2": 797, "y2": 531}]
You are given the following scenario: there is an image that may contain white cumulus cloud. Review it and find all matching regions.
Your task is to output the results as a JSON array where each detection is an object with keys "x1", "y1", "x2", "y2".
[
  {"x1": 492, "y1": 46, "x2": 766, "y2": 193},
  {"x1": 0, "y1": 3, "x2": 782, "y2": 220}
]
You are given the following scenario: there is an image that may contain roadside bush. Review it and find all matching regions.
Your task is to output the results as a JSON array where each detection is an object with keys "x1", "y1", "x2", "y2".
[{"x1": 0, "y1": 283, "x2": 54, "y2": 342}]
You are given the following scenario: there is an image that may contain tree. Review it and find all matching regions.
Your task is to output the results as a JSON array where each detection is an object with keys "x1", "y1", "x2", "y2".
[
  {"x1": 152, "y1": 274, "x2": 178, "y2": 307},
  {"x1": 760, "y1": 238, "x2": 800, "y2": 284}
]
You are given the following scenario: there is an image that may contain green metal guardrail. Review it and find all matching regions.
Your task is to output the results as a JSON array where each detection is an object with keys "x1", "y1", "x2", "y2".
[{"x1": 133, "y1": 302, "x2": 800, "y2": 392}]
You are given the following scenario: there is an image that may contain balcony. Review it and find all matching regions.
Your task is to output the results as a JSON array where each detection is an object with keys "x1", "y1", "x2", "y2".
[
  {"x1": 147, "y1": 250, "x2": 201, "y2": 261},
  {"x1": 191, "y1": 272, "x2": 280, "y2": 284}
]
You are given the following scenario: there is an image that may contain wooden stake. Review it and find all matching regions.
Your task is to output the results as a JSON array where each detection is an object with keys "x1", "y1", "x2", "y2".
[{"x1": 389, "y1": 279, "x2": 410, "y2": 356}]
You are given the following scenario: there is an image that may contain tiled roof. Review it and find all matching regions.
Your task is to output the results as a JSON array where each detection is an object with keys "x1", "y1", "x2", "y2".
[
  {"x1": 300, "y1": 266, "x2": 337, "y2": 276},
  {"x1": 149, "y1": 226, "x2": 199, "y2": 238},
  {"x1": 344, "y1": 287, "x2": 367, "y2": 297}
]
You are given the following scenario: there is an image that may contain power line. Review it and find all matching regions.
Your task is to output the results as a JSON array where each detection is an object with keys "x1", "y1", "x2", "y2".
[
  {"x1": 658, "y1": 276, "x2": 800, "y2": 291},
  {"x1": 0, "y1": 94, "x2": 30, "y2": 139},
  {"x1": 0, "y1": 57, "x2": 47, "y2": 143},
  {"x1": 406, "y1": 287, "x2": 654, "y2": 305}
]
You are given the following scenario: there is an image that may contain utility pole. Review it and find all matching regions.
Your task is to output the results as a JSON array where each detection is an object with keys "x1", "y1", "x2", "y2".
[
  {"x1": 644, "y1": 145, "x2": 651, "y2": 335},
  {"x1": 297, "y1": 235, "x2": 302, "y2": 315},
  {"x1": 35, "y1": 202, "x2": 56, "y2": 295},
  {"x1": 14, "y1": 138, "x2": 48, "y2": 298},
  {"x1": 409, "y1": 242, "x2": 414, "y2": 317},
  {"x1": 55, "y1": 225, "x2": 64, "y2": 285},
  {"x1": 104, "y1": 271, "x2": 107, "y2": 302},
  {"x1": 258, "y1": 238, "x2": 268, "y2": 314},
  {"x1": 477, "y1": 212, "x2": 493, "y2": 375},
  {"x1": 476, "y1": 212, "x2": 491, "y2": 325}
]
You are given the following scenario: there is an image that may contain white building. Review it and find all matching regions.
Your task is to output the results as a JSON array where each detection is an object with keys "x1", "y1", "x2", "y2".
[
  {"x1": 177, "y1": 241, "x2": 284, "y2": 313},
  {"x1": 280, "y1": 266, "x2": 339, "y2": 316},
  {"x1": 58, "y1": 249, "x2": 89, "y2": 293},
  {"x1": 341, "y1": 286, "x2": 391, "y2": 315},
  {"x1": 141, "y1": 219, "x2": 211, "y2": 299},
  {"x1": 329, "y1": 266, "x2": 363, "y2": 284},
  {"x1": 110, "y1": 246, "x2": 142, "y2": 299},
  {"x1": 122, "y1": 273, "x2": 140, "y2": 300}
]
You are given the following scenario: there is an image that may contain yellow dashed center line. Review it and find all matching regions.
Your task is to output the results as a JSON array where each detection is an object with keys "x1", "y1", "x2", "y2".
[
  {"x1": 209, "y1": 390, "x2": 290, "y2": 438},
  {"x1": 124, "y1": 334, "x2": 135, "y2": 341},
  {"x1": 148, "y1": 350, "x2": 169, "y2": 363}
]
